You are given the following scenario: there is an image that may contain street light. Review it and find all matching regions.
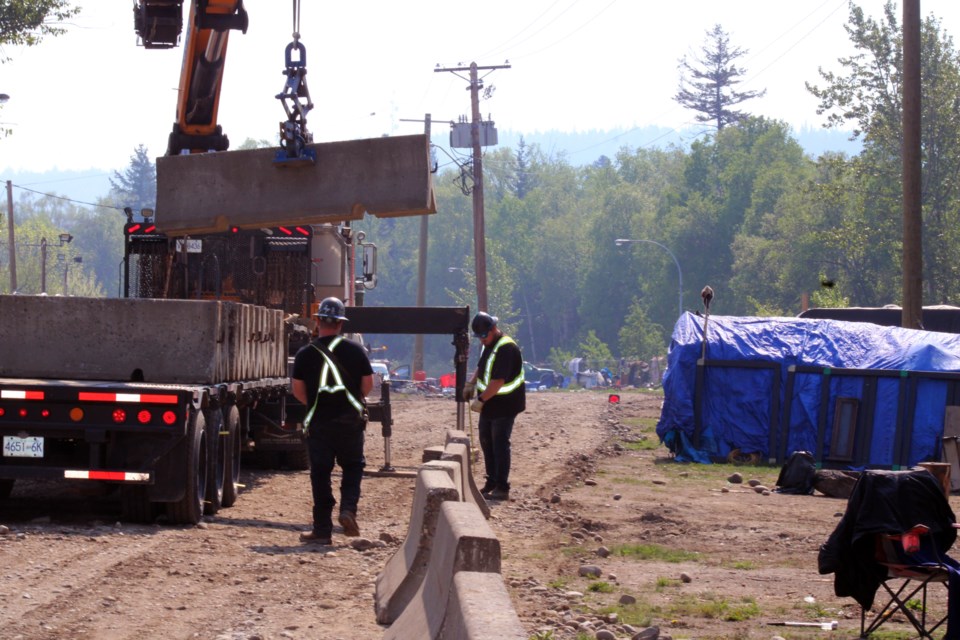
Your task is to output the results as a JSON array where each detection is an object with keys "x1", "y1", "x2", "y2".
[
  {"x1": 59, "y1": 255, "x2": 82, "y2": 295},
  {"x1": 18, "y1": 234, "x2": 73, "y2": 294},
  {"x1": 615, "y1": 238, "x2": 683, "y2": 319}
]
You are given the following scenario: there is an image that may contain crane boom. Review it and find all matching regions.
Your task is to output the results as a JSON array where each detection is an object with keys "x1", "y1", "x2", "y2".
[{"x1": 135, "y1": 1, "x2": 248, "y2": 155}]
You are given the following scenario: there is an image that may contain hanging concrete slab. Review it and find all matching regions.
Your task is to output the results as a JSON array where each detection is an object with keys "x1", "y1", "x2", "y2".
[{"x1": 155, "y1": 134, "x2": 436, "y2": 236}]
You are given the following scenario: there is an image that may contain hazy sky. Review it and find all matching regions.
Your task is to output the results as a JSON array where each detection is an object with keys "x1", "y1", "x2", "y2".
[{"x1": 2, "y1": 0, "x2": 960, "y2": 177}]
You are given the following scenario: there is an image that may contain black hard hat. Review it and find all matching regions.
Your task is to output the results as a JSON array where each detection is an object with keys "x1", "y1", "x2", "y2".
[
  {"x1": 471, "y1": 311, "x2": 498, "y2": 338},
  {"x1": 314, "y1": 297, "x2": 348, "y2": 322}
]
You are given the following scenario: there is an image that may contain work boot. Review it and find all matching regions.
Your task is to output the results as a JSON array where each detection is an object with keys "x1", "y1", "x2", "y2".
[
  {"x1": 338, "y1": 511, "x2": 360, "y2": 537},
  {"x1": 299, "y1": 531, "x2": 332, "y2": 545},
  {"x1": 479, "y1": 481, "x2": 496, "y2": 496},
  {"x1": 487, "y1": 487, "x2": 510, "y2": 501}
]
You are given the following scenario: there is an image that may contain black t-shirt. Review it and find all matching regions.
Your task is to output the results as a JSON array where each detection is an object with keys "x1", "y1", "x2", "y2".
[
  {"x1": 475, "y1": 336, "x2": 526, "y2": 417},
  {"x1": 292, "y1": 335, "x2": 373, "y2": 421}
]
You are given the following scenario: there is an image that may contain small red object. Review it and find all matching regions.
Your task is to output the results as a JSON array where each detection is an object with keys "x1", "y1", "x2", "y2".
[{"x1": 608, "y1": 394, "x2": 620, "y2": 404}]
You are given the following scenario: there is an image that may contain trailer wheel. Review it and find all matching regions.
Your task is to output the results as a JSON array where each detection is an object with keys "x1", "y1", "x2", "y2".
[
  {"x1": 120, "y1": 484, "x2": 156, "y2": 523},
  {"x1": 166, "y1": 409, "x2": 208, "y2": 525},
  {"x1": 0, "y1": 479, "x2": 14, "y2": 499},
  {"x1": 284, "y1": 446, "x2": 311, "y2": 471},
  {"x1": 204, "y1": 408, "x2": 225, "y2": 515},
  {"x1": 221, "y1": 405, "x2": 241, "y2": 508}
]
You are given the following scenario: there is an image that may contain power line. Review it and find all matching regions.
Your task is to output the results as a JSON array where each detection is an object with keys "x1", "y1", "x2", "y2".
[{"x1": 9, "y1": 183, "x2": 124, "y2": 212}]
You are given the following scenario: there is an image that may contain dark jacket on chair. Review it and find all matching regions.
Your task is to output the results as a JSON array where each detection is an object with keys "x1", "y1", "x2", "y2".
[{"x1": 818, "y1": 469, "x2": 957, "y2": 609}]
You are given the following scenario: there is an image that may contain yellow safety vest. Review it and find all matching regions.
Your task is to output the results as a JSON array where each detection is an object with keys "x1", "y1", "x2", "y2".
[
  {"x1": 305, "y1": 336, "x2": 364, "y2": 429},
  {"x1": 476, "y1": 335, "x2": 525, "y2": 395}
]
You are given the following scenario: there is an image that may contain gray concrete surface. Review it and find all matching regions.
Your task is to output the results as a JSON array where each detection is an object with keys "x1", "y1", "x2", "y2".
[
  {"x1": 156, "y1": 134, "x2": 436, "y2": 235},
  {"x1": 0, "y1": 296, "x2": 285, "y2": 384},
  {"x1": 375, "y1": 467, "x2": 459, "y2": 625}
]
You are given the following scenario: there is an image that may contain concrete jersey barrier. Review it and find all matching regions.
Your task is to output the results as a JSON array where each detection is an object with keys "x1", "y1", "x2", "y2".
[
  {"x1": 441, "y1": 571, "x2": 527, "y2": 639},
  {"x1": 382, "y1": 501, "x2": 501, "y2": 640},
  {"x1": 375, "y1": 467, "x2": 459, "y2": 624}
]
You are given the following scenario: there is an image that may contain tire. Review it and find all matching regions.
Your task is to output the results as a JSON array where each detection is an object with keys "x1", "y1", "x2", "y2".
[
  {"x1": 0, "y1": 479, "x2": 14, "y2": 499},
  {"x1": 284, "y1": 446, "x2": 310, "y2": 471},
  {"x1": 166, "y1": 409, "x2": 208, "y2": 525},
  {"x1": 221, "y1": 405, "x2": 241, "y2": 508},
  {"x1": 204, "y1": 408, "x2": 225, "y2": 516},
  {"x1": 120, "y1": 484, "x2": 156, "y2": 523}
]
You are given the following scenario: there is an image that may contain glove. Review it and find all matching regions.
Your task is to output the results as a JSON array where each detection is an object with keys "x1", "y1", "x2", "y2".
[
  {"x1": 462, "y1": 382, "x2": 476, "y2": 402},
  {"x1": 470, "y1": 397, "x2": 484, "y2": 413}
]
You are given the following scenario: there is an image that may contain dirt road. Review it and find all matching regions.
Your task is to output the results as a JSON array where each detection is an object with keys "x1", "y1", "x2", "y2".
[{"x1": 0, "y1": 391, "x2": 947, "y2": 639}]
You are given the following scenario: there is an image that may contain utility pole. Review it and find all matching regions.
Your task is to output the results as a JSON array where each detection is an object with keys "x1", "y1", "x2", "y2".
[
  {"x1": 413, "y1": 114, "x2": 431, "y2": 375},
  {"x1": 5, "y1": 180, "x2": 16, "y2": 293},
  {"x1": 435, "y1": 62, "x2": 510, "y2": 312},
  {"x1": 902, "y1": 0, "x2": 922, "y2": 329}
]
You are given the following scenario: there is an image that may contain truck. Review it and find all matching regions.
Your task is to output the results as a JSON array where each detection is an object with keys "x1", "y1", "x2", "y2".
[{"x1": 0, "y1": 1, "x2": 434, "y2": 524}]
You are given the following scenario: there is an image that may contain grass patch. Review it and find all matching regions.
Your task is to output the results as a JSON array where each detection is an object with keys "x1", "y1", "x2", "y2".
[
  {"x1": 587, "y1": 581, "x2": 615, "y2": 593},
  {"x1": 622, "y1": 437, "x2": 661, "y2": 451},
  {"x1": 667, "y1": 593, "x2": 760, "y2": 621},
  {"x1": 655, "y1": 576, "x2": 681, "y2": 592},
  {"x1": 724, "y1": 560, "x2": 757, "y2": 570},
  {"x1": 610, "y1": 542, "x2": 700, "y2": 563},
  {"x1": 594, "y1": 601, "x2": 658, "y2": 628},
  {"x1": 547, "y1": 578, "x2": 568, "y2": 589}
]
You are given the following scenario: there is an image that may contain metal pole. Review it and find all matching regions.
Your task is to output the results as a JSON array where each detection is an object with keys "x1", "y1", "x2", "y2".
[
  {"x1": 6, "y1": 180, "x2": 15, "y2": 292},
  {"x1": 63, "y1": 259, "x2": 68, "y2": 295},
  {"x1": 615, "y1": 238, "x2": 683, "y2": 319},
  {"x1": 40, "y1": 238, "x2": 47, "y2": 294}
]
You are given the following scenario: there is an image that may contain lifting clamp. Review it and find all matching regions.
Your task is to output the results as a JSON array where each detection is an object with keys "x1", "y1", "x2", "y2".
[{"x1": 275, "y1": 1, "x2": 315, "y2": 165}]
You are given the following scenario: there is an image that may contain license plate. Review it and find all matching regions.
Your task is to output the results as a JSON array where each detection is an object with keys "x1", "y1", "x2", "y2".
[{"x1": 3, "y1": 436, "x2": 44, "y2": 458}]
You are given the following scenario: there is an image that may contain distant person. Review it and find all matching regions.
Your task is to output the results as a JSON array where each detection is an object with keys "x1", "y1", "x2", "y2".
[
  {"x1": 462, "y1": 312, "x2": 525, "y2": 501},
  {"x1": 292, "y1": 297, "x2": 373, "y2": 545}
]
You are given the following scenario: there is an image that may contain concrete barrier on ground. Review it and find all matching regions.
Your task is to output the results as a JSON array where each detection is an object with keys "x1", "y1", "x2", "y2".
[
  {"x1": 375, "y1": 467, "x2": 460, "y2": 625},
  {"x1": 441, "y1": 571, "x2": 527, "y2": 639},
  {"x1": 421, "y1": 445, "x2": 445, "y2": 463},
  {"x1": 383, "y1": 501, "x2": 504, "y2": 640},
  {"x1": 441, "y1": 441, "x2": 490, "y2": 520}
]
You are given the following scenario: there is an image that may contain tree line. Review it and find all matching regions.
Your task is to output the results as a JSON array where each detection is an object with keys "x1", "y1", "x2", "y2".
[{"x1": 3, "y1": 2, "x2": 958, "y2": 378}]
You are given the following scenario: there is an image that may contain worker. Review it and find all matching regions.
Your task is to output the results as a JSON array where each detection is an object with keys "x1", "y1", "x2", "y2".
[
  {"x1": 292, "y1": 297, "x2": 374, "y2": 544},
  {"x1": 463, "y1": 311, "x2": 525, "y2": 501}
]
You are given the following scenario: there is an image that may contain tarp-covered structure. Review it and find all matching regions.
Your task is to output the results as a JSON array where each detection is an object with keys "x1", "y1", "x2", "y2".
[{"x1": 656, "y1": 313, "x2": 960, "y2": 467}]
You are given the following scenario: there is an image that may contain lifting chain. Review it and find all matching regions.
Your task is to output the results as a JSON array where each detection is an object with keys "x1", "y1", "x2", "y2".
[{"x1": 275, "y1": 0, "x2": 314, "y2": 162}]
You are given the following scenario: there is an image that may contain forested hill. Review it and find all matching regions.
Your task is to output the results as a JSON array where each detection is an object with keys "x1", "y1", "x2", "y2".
[{"x1": 0, "y1": 126, "x2": 859, "y2": 207}]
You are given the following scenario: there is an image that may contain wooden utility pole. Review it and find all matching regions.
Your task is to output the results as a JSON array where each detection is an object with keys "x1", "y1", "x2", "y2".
[
  {"x1": 5, "y1": 180, "x2": 16, "y2": 293},
  {"x1": 413, "y1": 114, "x2": 431, "y2": 375},
  {"x1": 434, "y1": 62, "x2": 510, "y2": 313},
  {"x1": 902, "y1": 0, "x2": 923, "y2": 329}
]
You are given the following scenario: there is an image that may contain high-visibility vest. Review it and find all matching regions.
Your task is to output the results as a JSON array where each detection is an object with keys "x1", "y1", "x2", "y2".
[
  {"x1": 305, "y1": 336, "x2": 364, "y2": 429},
  {"x1": 476, "y1": 335, "x2": 525, "y2": 395}
]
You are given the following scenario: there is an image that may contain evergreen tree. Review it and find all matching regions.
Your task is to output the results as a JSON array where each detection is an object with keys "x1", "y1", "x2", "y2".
[
  {"x1": 675, "y1": 24, "x2": 766, "y2": 131},
  {"x1": 110, "y1": 145, "x2": 157, "y2": 214}
]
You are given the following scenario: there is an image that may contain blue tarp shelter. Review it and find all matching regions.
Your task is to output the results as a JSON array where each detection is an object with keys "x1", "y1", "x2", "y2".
[{"x1": 656, "y1": 313, "x2": 960, "y2": 467}]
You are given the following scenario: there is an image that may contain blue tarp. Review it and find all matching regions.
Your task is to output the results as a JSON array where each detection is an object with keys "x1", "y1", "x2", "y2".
[{"x1": 656, "y1": 313, "x2": 960, "y2": 466}]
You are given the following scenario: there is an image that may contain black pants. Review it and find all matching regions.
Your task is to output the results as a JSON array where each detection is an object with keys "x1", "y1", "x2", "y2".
[
  {"x1": 478, "y1": 413, "x2": 516, "y2": 490},
  {"x1": 306, "y1": 419, "x2": 366, "y2": 536}
]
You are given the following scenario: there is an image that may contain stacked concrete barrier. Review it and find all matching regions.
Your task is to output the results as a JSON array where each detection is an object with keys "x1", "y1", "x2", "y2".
[
  {"x1": 375, "y1": 467, "x2": 460, "y2": 624},
  {"x1": 0, "y1": 295, "x2": 285, "y2": 384},
  {"x1": 382, "y1": 501, "x2": 525, "y2": 640}
]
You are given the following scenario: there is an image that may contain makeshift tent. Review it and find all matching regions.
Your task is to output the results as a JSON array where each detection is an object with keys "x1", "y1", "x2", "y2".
[{"x1": 656, "y1": 313, "x2": 960, "y2": 467}]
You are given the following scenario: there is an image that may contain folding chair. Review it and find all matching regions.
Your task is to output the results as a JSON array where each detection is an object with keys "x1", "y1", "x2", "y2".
[
  {"x1": 861, "y1": 524, "x2": 952, "y2": 639},
  {"x1": 819, "y1": 469, "x2": 959, "y2": 639}
]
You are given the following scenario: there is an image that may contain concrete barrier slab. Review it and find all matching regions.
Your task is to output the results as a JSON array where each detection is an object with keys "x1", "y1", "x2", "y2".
[
  {"x1": 440, "y1": 572, "x2": 527, "y2": 640},
  {"x1": 383, "y1": 501, "x2": 501, "y2": 640},
  {"x1": 0, "y1": 296, "x2": 285, "y2": 383},
  {"x1": 156, "y1": 134, "x2": 436, "y2": 235},
  {"x1": 442, "y1": 442, "x2": 490, "y2": 519},
  {"x1": 375, "y1": 467, "x2": 459, "y2": 624}
]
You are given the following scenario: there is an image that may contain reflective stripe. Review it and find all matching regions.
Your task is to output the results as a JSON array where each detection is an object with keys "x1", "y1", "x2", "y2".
[
  {"x1": 304, "y1": 336, "x2": 364, "y2": 429},
  {"x1": 64, "y1": 470, "x2": 150, "y2": 482},
  {"x1": 475, "y1": 336, "x2": 525, "y2": 395}
]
